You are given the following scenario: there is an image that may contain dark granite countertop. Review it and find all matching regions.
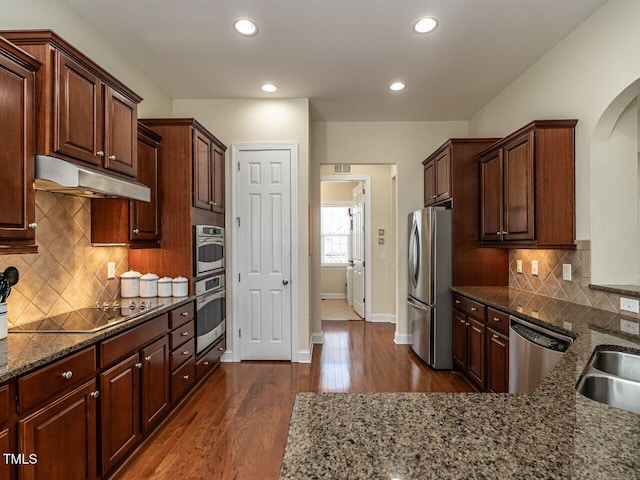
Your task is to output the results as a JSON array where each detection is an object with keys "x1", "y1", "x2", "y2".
[
  {"x1": 0, "y1": 296, "x2": 196, "y2": 383},
  {"x1": 280, "y1": 287, "x2": 640, "y2": 479}
]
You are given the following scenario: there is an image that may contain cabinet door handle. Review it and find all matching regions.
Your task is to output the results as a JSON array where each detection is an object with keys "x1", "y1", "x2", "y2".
[
  {"x1": 209, "y1": 201, "x2": 218, "y2": 206},
  {"x1": 203, "y1": 361, "x2": 210, "y2": 366},
  {"x1": 182, "y1": 350, "x2": 190, "y2": 355},
  {"x1": 60, "y1": 371, "x2": 73, "y2": 380},
  {"x1": 182, "y1": 374, "x2": 189, "y2": 380},
  {"x1": 96, "y1": 151, "x2": 105, "y2": 157},
  {"x1": 109, "y1": 155, "x2": 117, "y2": 161},
  {"x1": 135, "y1": 362, "x2": 143, "y2": 369},
  {"x1": 465, "y1": 322, "x2": 470, "y2": 326},
  {"x1": 460, "y1": 319, "x2": 466, "y2": 324},
  {"x1": 145, "y1": 356, "x2": 152, "y2": 361},
  {"x1": 181, "y1": 331, "x2": 189, "y2": 336},
  {"x1": 431, "y1": 195, "x2": 437, "y2": 199},
  {"x1": 454, "y1": 299, "x2": 461, "y2": 304},
  {"x1": 496, "y1": 231, "x2": 502, "y2": 235},
  {"x1": 90, "y1": 391, "x2": 100, "y2": 399},
  {"x1": 493, "y1": 317, "x2": 501, "y2": 322},
  {"x1": 502, "y1": 231, "x2": 508, "y2": 235},
  {"x1": 181, "y1": 312, "x2": 188, "y2": 317},
  {"x1": 133, "y1": 228, "x2": 140, "y2": 234},
  {"x1": 492, "y1": 334, "x2": 499, "y2": 339},
  {"x1": 28, "y1": 223, "x2": 38, "y2": 230},
  {"x1": 218, "y1": 347, "x2": 224, "y2": 351},
  {"x1": 470, "y1": 307, "x2": 478, "y2": 312}
]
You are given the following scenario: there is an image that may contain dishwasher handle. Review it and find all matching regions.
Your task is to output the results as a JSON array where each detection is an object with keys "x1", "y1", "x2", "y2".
[{"x1": 509, "y1": 316, "x2": 573, "y2": 352}]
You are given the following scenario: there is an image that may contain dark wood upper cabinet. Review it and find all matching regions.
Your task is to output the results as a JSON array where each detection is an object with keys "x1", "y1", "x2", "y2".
[
  {"x1": 479, "y1": 120, "x2": 577, "y2": 248},
  {"x1": 0, "y1": 37, "x2": 40, "y2": 255},
  {"x1": 1, "y1": 30, "x2": 142, "y2": 178},
  {"x1": 91, "y1": 121, "x2": 162, "y2": 247},
  {"x1": 422, "y1": 139, "x2": 508, "y2": 286},
  {"x1": 193, "y1": 128, "x2": 226, "y2": 213}
]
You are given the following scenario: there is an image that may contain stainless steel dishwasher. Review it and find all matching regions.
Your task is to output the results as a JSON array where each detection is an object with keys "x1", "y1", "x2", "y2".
[{"x1": 508, "y1": 316, "x2": 574, "y2": 393}]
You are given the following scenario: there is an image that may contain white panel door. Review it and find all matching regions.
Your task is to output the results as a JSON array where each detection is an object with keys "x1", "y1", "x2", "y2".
[
  {"x1": 352, "y1": 183, "x2": 365, "y2": 319},
  {"x1": 237, "y1": 148, "x2": 292, "y2": 360}
]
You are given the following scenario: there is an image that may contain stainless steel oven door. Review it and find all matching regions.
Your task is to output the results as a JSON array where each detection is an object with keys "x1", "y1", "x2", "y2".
[
  {"x1": 196, "y1": 289, "x2": 226, "y2": 355},
  {"x1": 195, "y1": 237, "x2": 224, "y2": 276}
]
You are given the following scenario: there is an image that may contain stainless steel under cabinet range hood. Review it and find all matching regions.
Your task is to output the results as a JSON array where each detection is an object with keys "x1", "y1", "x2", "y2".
[{"x1": 34, "y1": 155, "x2": 150, "y2": 202}]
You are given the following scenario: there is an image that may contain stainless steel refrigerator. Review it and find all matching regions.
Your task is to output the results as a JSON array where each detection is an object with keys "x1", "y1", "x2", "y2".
[{"x1": 407, "y1": 207, "x2": 452, "y2": 369}]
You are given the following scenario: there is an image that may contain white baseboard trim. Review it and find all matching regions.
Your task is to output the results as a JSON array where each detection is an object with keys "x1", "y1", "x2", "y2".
[
  {"x1": 369, "y1": 314, "x2": 396, "y2": 323},
  {"x1": 311, "y1": 332, "x2": 324, "y2": 344},
  {"x1": 220, "y1": 351, "x2": 234, "y2": 362},
  {"x1": 394, "y1": 333, "x2": 413, "y2": 345},
  {"x1": 321, "y1": 293, "x2": 347, "y2": 300},
  {"x1": 297, "y1": 349, "x2": 312, "y2": 363}
]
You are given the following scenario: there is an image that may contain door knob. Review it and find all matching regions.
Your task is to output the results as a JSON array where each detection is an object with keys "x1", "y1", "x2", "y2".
[
  {"x1": 282, "y1": 279, "x2": 289, "y2": 285},
  {"x1": 133, "y1": 228, "x2": 140, "y2": 234}
]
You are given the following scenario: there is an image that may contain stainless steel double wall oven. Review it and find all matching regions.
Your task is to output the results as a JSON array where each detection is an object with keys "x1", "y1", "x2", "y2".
[{"x1": 193, "y1": 225, "x2": 225, "y2": 356}]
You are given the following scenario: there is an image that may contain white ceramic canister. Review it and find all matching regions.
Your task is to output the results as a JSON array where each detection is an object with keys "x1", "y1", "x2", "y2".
[
  {"x1": 120, "y1": 270, "x2": 142, "y2": 298},
  {"x1": 172, "y1": 276, "x2": 188, "y2": 297},
  {"x1": 157, "y1": 277, "x2": 173, "y2": 298},
  {"x1": 140, "y1": 272, "x2": 159, "y2": 298}
]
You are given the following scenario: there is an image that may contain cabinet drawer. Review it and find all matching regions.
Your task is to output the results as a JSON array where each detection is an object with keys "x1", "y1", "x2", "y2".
[
  {"x1": 487, "y1": 307, "x2": 509, "y2": 334},
  {"x1": 0, "y1": 384, "x2": 9, "y2": 427},
  {"x1": 196, "y1": 337, "x2": 225, "y2": 378},
  {"x1": 169, "y1": 302, "x2": 194, "y2": 329},
  {"x1": 171, "y1": 357, "x2": 195, "y2": 403},
  {"x1": 453, "y1": 294, "x2": 486, "y2": 322},
  {"x1": 170, "y1": 321, "x2": 195, "y2": 349},
  {"x1": 171, "y1": 338, "x2": 195, "y2": 372},
  {"x1": 100, "y1": 314, "x2": 168, "y2": 368},
  {"x1": 18, "y1": 347, "x2": 96, "y2": 413}
]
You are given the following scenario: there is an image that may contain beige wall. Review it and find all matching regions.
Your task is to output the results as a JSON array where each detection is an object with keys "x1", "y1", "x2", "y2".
[
  {"x1": 0, "y1": 0, "x2": 173, "y2": 117},
  {"x1": 321, "y1": 181, "x2": 358, "y2": 203},
  {"x1": 311, "y1": 121, "x2": 469, "y2": 341},
  {"x1": 172, "y1": 98, "x2": 311, "y2": 358},
  {"x1": 468, "y1": 0, "x2": 640, "y2": 286}
]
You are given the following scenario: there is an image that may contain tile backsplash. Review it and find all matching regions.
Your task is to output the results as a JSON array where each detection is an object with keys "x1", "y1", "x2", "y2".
[
  {"x1": 0, "y1": 192, "x2": 128, "y2": 328},
  {"x1": 509, "y1": 241, "x2": 640, "y2": 321}
]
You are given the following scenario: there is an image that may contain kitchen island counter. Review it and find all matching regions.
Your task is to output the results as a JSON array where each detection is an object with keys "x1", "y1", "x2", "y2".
[{"x1": 280, "y1": 287, "x2": 640, "y2": 479}]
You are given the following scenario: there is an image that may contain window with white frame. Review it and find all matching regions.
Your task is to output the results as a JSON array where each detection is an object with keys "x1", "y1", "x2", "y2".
[{"x1": 321, "y1": 205, "x2": 351, "y2": 265}]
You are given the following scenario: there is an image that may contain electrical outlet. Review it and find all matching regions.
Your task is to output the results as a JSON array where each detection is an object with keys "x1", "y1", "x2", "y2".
[
  {"x1": 563, "y1": 321, "x2": 573, "y2": 331},
  {"x1": 532, "y1": 310, "x2": 539, "y2": 319},
  {"x1": 107, "y1": 262, "x2": 116, "y2": 280},
  {"x1": 620, "y1": 297, "x2": 640, "y2": 314},
  {"x1": 562, "y1": 264, "x2": 572, "y2": 281},
  {"x1": 531, "y1": 260, "x2": 539, "y2": 276},
  {"x1": 620, "y1": 318, "x2": 639, "y2": 335},
  {"x1": 516, "y1": 260, "x2": 523, "y2": 274}
]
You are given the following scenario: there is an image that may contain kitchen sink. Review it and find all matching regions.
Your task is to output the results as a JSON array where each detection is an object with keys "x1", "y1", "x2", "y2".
[
  {"x1": 591, "y1": 351, "x2": 640, "y2": 382},
  {"x1": 576, "y1": 347, "x2": 640, "y2": 414}
]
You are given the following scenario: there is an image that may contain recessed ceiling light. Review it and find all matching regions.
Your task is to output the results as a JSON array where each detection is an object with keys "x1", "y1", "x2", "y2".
[
  {"x1": 234, "y1": 18, "x2": 258, "y2": 36},
  {"x1": 389, "y1": 82, "x2": 405, "y2": 91},
  {"x1": 413, "y1": 16, "x2": 438, "y2": 34},
  {"x1": 261, "y1": 83, "x2": 278, "y2": 93}
]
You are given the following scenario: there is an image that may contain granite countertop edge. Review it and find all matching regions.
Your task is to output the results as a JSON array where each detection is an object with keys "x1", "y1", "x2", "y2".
[
  {"x1": 280, "y1": 286, "x2": 640, "y2": 479},
  {"x1": 0, "y1": 295, "x2": 196, "y2": 383}
]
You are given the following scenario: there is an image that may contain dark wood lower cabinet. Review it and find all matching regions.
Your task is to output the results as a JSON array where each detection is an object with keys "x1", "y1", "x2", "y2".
[
  {"x1": 453, "y1": 293, "x2": 509, "y2": 393},
  {"x1": 18, "y1": 379, "x2": 98, "y2": 480},
  {"x1": 141, "y1": 336, "x2": 170, "y2": 432},
  {"x1": 487, "y1": 329, "x2": 509, "y2": 393},
  {"x1": 0, "y1": 427, "x2": 11, "y2": 480},
  {"x1": 100, "y1": 353, "x2": 141, "y2": 474},
  {"x1": 467, "y1": 318, "x2": 486, "y2": 390}
]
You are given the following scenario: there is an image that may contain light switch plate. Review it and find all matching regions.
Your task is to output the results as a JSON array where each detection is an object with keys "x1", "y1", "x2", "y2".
[
  {"x1": 516, "y1": 260, "x2": 523, "y2": 274},
  {"x1": 562, "y1": 264, "x2": 572, "y2": 281},
  {"x1": 620, "y1": 297, "x2": 640, "y2": 314},
  {"x1": 531, "y1": 260, "x2": 539, "y2": 276},
  {"x1": 107, "y1": 262, "x2": 116, "y2": 280}
]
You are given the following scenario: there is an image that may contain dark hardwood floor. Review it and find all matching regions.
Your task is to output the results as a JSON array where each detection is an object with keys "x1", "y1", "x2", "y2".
[{"x1": 114, "y1": 320, "x2": 473, "y2": 480}]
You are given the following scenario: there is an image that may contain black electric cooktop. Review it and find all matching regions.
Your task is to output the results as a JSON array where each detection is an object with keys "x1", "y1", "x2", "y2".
[{"x1": 10, "y1": 301, "x2": 165, "y2": 334}]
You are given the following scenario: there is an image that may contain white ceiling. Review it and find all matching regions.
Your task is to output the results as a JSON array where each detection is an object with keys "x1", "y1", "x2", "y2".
[{"x1": 62, "y1": 0, "x2": 606, "y2": 121}]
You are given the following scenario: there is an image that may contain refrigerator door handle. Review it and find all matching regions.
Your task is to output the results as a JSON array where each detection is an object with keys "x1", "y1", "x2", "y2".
[
  {"x1": 409, "y1": 219, "x2": 420, "y2": 289},
  {"x1": 407, "y1": 296, "x2": 430, "y2": 312}
]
